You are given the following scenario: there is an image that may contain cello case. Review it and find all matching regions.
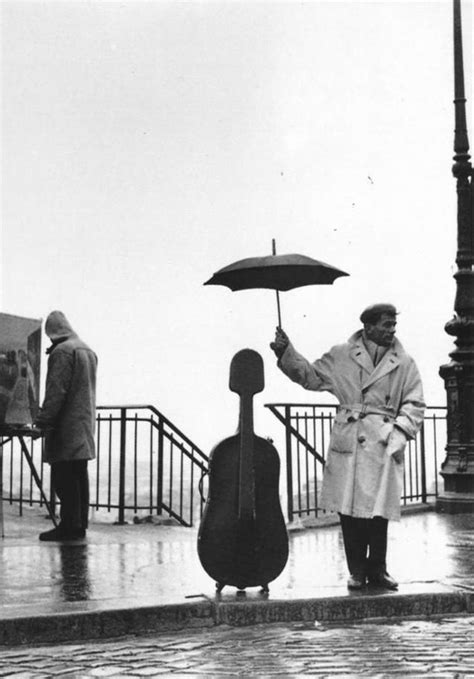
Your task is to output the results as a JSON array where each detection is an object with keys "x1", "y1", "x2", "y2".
[{"x1": 198, "y1": 348, "x2": 289, "y2": 593}]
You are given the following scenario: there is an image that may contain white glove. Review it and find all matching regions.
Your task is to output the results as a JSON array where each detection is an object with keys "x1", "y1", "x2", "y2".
[{"x1": 386, "y1": 427, "x2": 407, "y2": 464}]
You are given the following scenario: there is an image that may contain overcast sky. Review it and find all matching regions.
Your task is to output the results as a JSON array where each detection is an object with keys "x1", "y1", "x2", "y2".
[{"x1": 2, "y1": 0, "x2": 473, "y2": 452}]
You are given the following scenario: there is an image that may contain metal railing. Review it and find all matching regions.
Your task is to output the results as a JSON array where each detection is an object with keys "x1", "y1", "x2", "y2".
[
  {"x1": 1, "y1": 405, "x2": 209, "y2": 527},
  {"x1": 1, "y1": 402, "x2": 447, "y2": 527},
  {"x1": 265, "y1": 403, "x2": 447, "y2": 522}
]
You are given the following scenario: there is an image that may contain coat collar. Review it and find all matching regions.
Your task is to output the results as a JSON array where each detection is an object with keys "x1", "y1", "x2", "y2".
[
  {"x1": 348, "y1": 330, "x2": 405, "y2": 390},
  {"x1": 46, "y1": 334, "x2": 75, "y2": 354}
]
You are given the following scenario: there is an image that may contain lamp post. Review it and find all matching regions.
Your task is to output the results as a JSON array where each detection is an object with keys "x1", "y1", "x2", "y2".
[{"x1": 437, "y1": 0, "x2": 474, "y2": 513}]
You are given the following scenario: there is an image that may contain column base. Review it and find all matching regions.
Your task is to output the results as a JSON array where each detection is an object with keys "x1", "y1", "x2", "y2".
[{"x1": 436, "y1": 492, "x2": 474, "y2": 514}]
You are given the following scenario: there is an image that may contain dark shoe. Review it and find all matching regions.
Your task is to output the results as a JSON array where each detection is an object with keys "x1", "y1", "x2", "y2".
[
  {"x1": 39, "y1": 527, "x2": 85, "y2": 542},
  {"x1": 347, "y1": 574, "x2": 366, "y2": 590},
  {"x1": 368, "y1": 571, "x2": 398, "y2": 590}
]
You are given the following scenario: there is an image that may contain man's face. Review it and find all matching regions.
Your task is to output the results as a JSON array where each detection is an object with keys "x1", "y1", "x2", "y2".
[{"x1": 365, "y1": 313, "x2": 397, "y2": 347}]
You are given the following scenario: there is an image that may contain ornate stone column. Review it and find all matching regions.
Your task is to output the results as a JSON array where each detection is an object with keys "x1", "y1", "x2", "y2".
[{"x1": 437, "y1": 0, "x2": 474, "y2": 512}]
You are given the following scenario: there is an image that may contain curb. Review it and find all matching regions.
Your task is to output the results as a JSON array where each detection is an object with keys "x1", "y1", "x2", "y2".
[
  {"x1": 216, "y1": 590, "x2": 469, "y2": 626},
  {"x1": 1, "y1": 589, "x2": 472, "y2": 647},
  {"x1": 0, "y1": 600, "x2": 215, "y2": 647}
]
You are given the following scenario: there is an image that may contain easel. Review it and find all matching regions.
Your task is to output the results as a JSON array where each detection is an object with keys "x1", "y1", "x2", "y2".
[{"x1": 0, "y1": 426, "x2": 58, "y2": 538}]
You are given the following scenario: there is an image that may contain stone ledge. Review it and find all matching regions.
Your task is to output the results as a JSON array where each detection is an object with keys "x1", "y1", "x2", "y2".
[
  {"x1": 216, "y1": 591, "x2": 467, "y2": 626},
  {"x1": 0, "y1": 601, "x2": 214, "y2": 646},
  {"x1": 0, "y1": 590, "x2": 470, "y2": 647},
  {"x1": 465, "y1": 591, "x2": 474, "y2": 613}
]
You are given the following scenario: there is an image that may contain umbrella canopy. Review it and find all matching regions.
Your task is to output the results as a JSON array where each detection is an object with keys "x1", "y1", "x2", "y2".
[
  {"x1": 204, "y1": 251, "x2": 349, "y2": 326},
  {"x1": 204, "y1": 253, "x2": 348, "y2": 291}
]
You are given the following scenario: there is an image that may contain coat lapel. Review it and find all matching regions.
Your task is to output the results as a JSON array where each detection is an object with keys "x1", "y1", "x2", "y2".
[
  {"x1": 348, "y1": 331, "x2": 403, "y2": 391},
  {"x1": 349, "y1": 333, "x2": 374, "y2": 375},
  {"x1": 362, "y1": 345, "x2": 402, "y2": 391}
]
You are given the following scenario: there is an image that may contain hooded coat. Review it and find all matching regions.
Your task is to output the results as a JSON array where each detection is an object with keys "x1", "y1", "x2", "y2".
[
  {"x1": 279, "y1": 330, "x2": 425, "y2": 521},
  {"x1": 35, "y1": 311, "x2": 97, "y2": 464}
]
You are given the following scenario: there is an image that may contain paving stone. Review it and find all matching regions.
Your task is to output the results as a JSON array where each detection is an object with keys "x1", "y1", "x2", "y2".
[
  {"x1": 4, "y1": 616, "x2": 474, "y2": 676},
  {"x1": 86, "y1": 667, "x2": 128, "y2": 677}
]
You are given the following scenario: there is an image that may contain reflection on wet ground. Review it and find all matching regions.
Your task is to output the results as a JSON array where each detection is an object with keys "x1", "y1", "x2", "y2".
[
  {"x1": 0, "y1": 506, "x2": 473, "y2": 615},
  {"x1": 59, "y1": 544, "x2": 91, "y2": 601}
]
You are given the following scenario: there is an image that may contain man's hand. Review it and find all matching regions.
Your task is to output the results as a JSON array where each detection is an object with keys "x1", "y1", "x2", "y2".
[
  {"x1": 270, "y1": 327, "x2": 290, "y2": 359},
  {"x1": 386, "y1": 427, "x2": 407, "y2": 464}
]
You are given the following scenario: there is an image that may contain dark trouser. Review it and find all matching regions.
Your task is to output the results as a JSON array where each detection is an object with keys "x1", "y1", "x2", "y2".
[
  {"x1": 51, "y1": 460, "x2": 89, "y2": 533},
  {"x1": 339, "y1": 513, "x2": 388, "y2": 578}
]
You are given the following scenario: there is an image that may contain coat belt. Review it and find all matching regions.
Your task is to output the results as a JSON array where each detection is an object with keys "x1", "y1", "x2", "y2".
[{"x1": 338, "y1": 403, "x2": 396, "y2": 421}]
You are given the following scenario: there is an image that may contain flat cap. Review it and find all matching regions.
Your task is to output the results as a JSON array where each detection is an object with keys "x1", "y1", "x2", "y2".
[{"x1": 360, "y1": 303, "x2": 398, "y2": 325}]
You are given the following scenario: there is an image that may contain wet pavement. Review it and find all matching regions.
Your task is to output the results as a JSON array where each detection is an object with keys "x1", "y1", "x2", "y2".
[
  {"x1": 1, "y1": 504, "x2": 474, "y2": 648},
  {"x1": 2, "y1": 616, "x2": 474, "y2": 677}
]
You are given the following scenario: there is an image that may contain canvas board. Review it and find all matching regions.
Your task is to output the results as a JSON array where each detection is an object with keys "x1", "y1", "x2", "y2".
[{"x1": 0, "y1": 313, "x2": 42, "y2": 429}]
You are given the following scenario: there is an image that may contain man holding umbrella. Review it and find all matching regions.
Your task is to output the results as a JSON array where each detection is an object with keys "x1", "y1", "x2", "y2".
[{"x1": 270, "y1": 303, "x2": 425, "y2": 590}]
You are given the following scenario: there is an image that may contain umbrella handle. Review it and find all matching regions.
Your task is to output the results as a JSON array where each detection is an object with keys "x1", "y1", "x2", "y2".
[
  {"x1": 272, "y1": 239, "x2": 282, "y2": 327},
  {"x1": 275, "y1": 290, "x2": 282, "y2": 328}
]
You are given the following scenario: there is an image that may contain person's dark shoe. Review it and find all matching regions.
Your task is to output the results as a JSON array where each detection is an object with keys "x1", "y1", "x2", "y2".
[
  {"x1": 347, "y1": 574, "x2": 366, "y2": 590},
  {"x1": 39, "y1": 527, "x2": 85, "y2": 542},
  {"x1": 39, "y1": 527, "x2": 67, "y2": 542},
  {"x1": 368, "y1": 571, "x2": 398, "y2": 590}
]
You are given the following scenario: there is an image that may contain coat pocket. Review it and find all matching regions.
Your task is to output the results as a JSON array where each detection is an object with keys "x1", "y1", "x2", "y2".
[
  {"x1": 363, "y1": 415, "x2": 394, "y2": 447},
  {"x1": 329, "y1": 412, "x2": 357, "y2": 454}
]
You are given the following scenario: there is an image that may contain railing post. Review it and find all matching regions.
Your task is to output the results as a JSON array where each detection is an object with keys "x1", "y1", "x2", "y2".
[
  {"x1": 285, "y1": 405, "x2": 294, "y2": 522},
  {"x1": 420, "y1": 421, "x2": 427, "y2": 503},
  {"x1": 49, "y1": 466, "x2": 57, "y2": 517},
  {"x1": 117, "y1": 408, "x2": 127, "y2": 525},
  {"x1": 157, "y1": 416, "x2": 164, "y2": 516}
]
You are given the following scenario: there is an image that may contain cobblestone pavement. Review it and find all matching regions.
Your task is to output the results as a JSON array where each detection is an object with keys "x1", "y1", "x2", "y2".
[{"x1": 1, "y1": 615, "x2": 474, "y2": 677}]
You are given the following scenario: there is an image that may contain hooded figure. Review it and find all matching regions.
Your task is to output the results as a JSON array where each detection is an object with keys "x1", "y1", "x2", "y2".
[
  {"x1": 35, "y1": 311, "x2": 97, "y2": 541},
  {"x1": 271, "y1": 303, "x2": 425, "y2": 591}
]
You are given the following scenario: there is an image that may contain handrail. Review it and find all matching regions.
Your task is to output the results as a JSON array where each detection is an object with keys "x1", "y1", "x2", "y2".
[
  {"x1": 97, "y1": 404, "x2": 208, "y2": 465},
  {"x1": 95, "y1": 405, "x2": 208, "y2": 526},
  {"x1": 2, "y1": 402, "x2": 447, "y2": 528},
  {"x1": 96, "y1": 412, "x2": 208, "y2": 471},
  {"x1": 266, "y1": 404, "x2": 325, "y2": 465},
  {"x1": 265, "y1": 403, "x2": 447, "y2": 411},
  {"x1": 2, "y1": 404, "x2": 209, "y2": 528}
]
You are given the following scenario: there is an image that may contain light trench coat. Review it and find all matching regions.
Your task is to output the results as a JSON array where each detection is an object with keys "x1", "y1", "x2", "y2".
[{"x1": 279, "y1": 330, "x2": 425, "y2": 521}]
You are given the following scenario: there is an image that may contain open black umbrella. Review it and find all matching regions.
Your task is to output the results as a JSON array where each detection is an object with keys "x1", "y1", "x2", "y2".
[{"x1": 204, "y1": 240, "x2": 349, "y2": 326}]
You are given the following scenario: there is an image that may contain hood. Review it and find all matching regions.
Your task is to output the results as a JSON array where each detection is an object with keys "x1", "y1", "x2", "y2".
[{"x1": 44, "y1": 310, "x2": 75, "y2": 341}]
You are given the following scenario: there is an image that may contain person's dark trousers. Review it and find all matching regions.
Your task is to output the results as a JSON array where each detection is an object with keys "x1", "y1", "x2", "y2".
[
  {"x1": 51, "y1": 460, "x2": 89, "y2": 535},
  {"x1": 339, "y1": 514, "x2": 388, "y2": 578},
  {"x1": 367, "y1": 516, "x2": 388, "y2": 577},
  {"x1": 339, "y1": 514, "x2": 369, "y2": 577}
]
